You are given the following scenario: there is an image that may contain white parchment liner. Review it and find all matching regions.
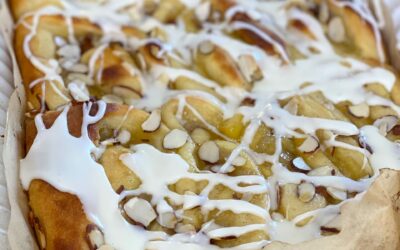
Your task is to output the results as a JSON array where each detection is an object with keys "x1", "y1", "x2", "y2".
[
  {"x1": 0, "y1": 0, "x2": 14, "y2": 248},
  {"x1": 2, "y1": 1, "x2": 400, "y2": 250}
]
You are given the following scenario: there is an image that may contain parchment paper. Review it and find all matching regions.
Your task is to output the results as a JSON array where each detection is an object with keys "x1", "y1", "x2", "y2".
[
  {"x1": 0, "y1": 2, "x2": 36, "y2": 250},
  {"x1": 0, "y1": 2, "x2": 14, "y2": 249},
  {"x1": 2, "y1": 1, "x2": 400, "y2": 250}
]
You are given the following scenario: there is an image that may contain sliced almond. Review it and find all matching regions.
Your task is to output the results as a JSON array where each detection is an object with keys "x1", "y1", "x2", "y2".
[
  {"x1": 271, "y1": 212, "x2": 284, "y2": 221},
  {"x1": 69, "y1": 63, "x2": 89, "y2": 73},
  {"x1": 373, "y1": 115, "x2": 398, "y2": 136},
  {"x1": 67, "y1": 72, "x2": 94, "y2": 85},
  {"x1": 142, "y1": 110, "x2": 161, "y2": 132},
  {"x1": 149, "y1": 44, "x2": 162, "y2": 59},
  {"x1": 149, "y1": 27, "x2": 167, "y2": 42},
  {"x1": 297, "y1": 182, "x2": 315, "y2": 203},
  {"x1": 126, "y1": 5, "x2": 141, "y2": 22},
  {"x1": 136, "y1": 53, "x2": 147, "y2": 70},
  {"x1": 117, "y1": 130, "x2": 131, "y2": 144},
  {"x1": 191, "y1": 128, "x2": 210, "y2": 145},
  {"x1": 198, "y1": 141, "x2": 220, "y2": 163},
  {"x1": 102, "y1": 94, "x2": 124, "y2": 104},
  {"x1": 143, "y1": 0, "x2": 157, "y2": 13},
  {"x1": 298, "y1": 135, "x2": 319, "y2": 153},
  {"x1": 157, "y1": 73, "x2": 171, "y2": 86},
  {"x1": 348, "y1": 103, "x2": 369, "y2": 118},
  {"x1": 318, "y1": 2, "x2": 330, "y2": 23},
  {"x1": 112, "y1": 86, "x2": 141, "y2": 100},
  {"x1": 59, "y1": 58, "x2": 76, "y2": 69},
  {"x1": 308, "y1": 166, "x2": 337, "y2": 177},
  {"x1": 57, "y1": 44, "x2": 80, "y2": 59},
  {"x1": 68, "y1": 81, "x2": 90, "y2": 102},
  {"x1": 123, "y1": 197, "x2": 157, "y2": 227},
  {"x1": 157, "y1": 212, "x2": 178, "y2": 229},
  {"x1": 232, "y1": 155, "x2": 246, "y2": 167},
  {"x1": 54, "y1": 36, "x2": 66, "y2": 47},
  {"x1": 163, "y1": 129, "x2": 189, "y2": 149},
  {"x1": 37, "y1": 229, "x2": 46, "y2": 249},
  {"x1": 241, "y1": 192, "x2": 254, "y2": 202},
  {"x1": 283, "y1": 101, "x2": 298, "y2": 115},
  {"x1": 328, "y1": 17, "x2": 346, "y2": 43},
  {"x1": 87, "y1": 225, "x2": 104, "y2": 249},
  {"x1": 292, "y1": 157, "x2": 311, "y2": 171},
  {"x1": 195, "y1": 1, "x2": 211, "y2": 22},
  {"x1": 326, "y1": 187, "x2": 347, "y2": 201},
  {"x1": 98, "y1": 245, "x2": 115, "y2": 250},
  {"x1": 238, "y1": 54, "x2": 263, "y2": 83},
  {"x1": 198, "y1": 40, "x2": 215, "y2": 55},
  {"x1": 175, "y1": 223, "x2": 196, "y2": 233}
]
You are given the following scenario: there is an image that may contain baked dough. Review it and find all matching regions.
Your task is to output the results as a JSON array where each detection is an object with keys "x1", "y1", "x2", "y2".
[{"x1": 10, "y1": 0, "x2": 400, "y2": 249}]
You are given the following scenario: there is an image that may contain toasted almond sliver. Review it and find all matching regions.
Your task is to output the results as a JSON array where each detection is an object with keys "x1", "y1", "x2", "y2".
[
  {"x1": 112, "y1": 86, "x2": 141, "y2": 100},
  {"x1": 157, "y1": 212, "x2": 178, "y2": 229},
  {"x1": 57, "y1": 44, "x2": 80, "y2": 59},
  {"x1": 241, "y1": 192, "x2": 253, "y2": 201},
  {"x1": 232, "y1": 156, "x2": 246, "y2": 167},
  {"x1": 136, "y1": 53, "x2": 147, "y2": 70},
  {"x1": 292, "y1": 157, "x2": 311, "y2": 171},
  {"x1": 348, "y1": 103, "x2": 370, "y2": 118},
  {"x1": 98, "y1": 245, "x2": 115, "y2": 250},
  {"x1": 319, "y1": 2, "x2": 330, "y2": 23},
  {"x1": 298, "y1": 135, "x2": 319, "y2": 153},
  {"x1": 198, "y1": 141, "x2": 220, "y2": 163},
  {"x1": 163, "y1": 129, "x2": 189, "y2": 149},
  {"x1": 87, "y1": 226, "x2": 104, "y2": 249},
  {"x1": 195, "y1": 1, "x2": 211, "y2": 22},
  {"x1": 68, "y1": 82, "x2": 90, "y2": 102},
  {"x1": 199, "y1": 40, "x2": 215, "y2": 55},
  {"x1": 150, "y1": 44, "x2": 162, "y2": 59},
  {"x1": 373, "y1": 115, "x2": 398, "y2": 136},
  {"x1": 283, "y1": 101, "x2": 298, "y2": 115},
  {"x1": 328, "y1": 17, "x2": 346, "y2": 43},
  {"x1": 37, "y1": 229, "x2": 46, "y2": 249},
  {"x1": 157, "y1": 73, "x2": 171, "y2": 86},
  {"x1": 124, "y1": 197, "x2": 157, "y2": 227},
  {"x1": 142, "y1": 110, "x2": 161, "y2": 132},
  {"x1": 59, "y1": 58, "x2": 76, "y2": 69},
  {"x1": 67, "y1": 73, "x2": 94, "y2": 85},
  {"x1": 69, "y1": 63, "x2": 89, "y2": 73},
  {"x1": 117, "y1": 130, "x2": 131, "y2": 144},
  {"x1": 308, "y1": 166, "x2": 336, "y2": 177},
  {"x1": 297, "y1": 182, "x2": 315, "y2": 203},
  {"x1": 102, "y1": 94, "x2": 124, "y2": 104},
  {"x1": 271, "y1": 212, "x2": 284, "y2": 221},
  {"x1": 327, "y1": 187, "x2": 347, "y2": 200},
  {"x1": 175, "y1": 223, "x2": 196, "y2": 233},
  {"x1": 238, "y1": 54, "x2": 263, "y2": 83},
  {"x1": 54, "y1": 36, "x2": 66, "y2": 47},
  {"x1": 191, "y1": 128, "x2": 211, "y2": 145}
]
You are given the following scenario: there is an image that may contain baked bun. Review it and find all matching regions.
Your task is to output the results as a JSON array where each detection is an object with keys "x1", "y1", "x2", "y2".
[{"x1": 11, "y1": 0, "x2": 400, "y2": 249}]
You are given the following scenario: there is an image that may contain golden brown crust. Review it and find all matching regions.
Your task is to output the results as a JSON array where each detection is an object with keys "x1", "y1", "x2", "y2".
[
  {"x1": 327, "y1": 0, "x2": 387, "y2": 62},
  {"x1": 14, "y1": 14, "x2": 145, "y2": 113},
  {"x1": 9, "y1": 0, "x2": 62, "y2": 20},
  {"x1": 28, "y1": 179, "x2": 91, "y2": 250}
]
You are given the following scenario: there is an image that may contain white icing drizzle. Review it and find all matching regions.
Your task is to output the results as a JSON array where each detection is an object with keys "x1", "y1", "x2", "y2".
[
  {"x1": 21, "y1": 102, "x2": 151, "y2": 250},
  {"x1": 18, "y1": 0, "x2": 400, "y2": 249}
]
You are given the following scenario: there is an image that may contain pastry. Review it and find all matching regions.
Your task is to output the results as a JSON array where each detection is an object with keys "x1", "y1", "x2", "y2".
[{"x1": 9, "y1": 0, "x2": 400, "y2": 249}]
